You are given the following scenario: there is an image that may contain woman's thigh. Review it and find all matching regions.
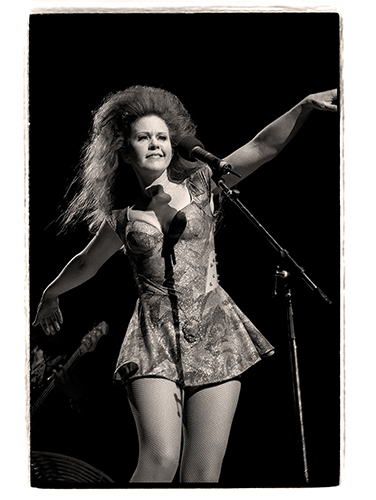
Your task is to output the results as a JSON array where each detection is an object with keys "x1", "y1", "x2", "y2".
[
  {"x1": 126, "y1": 377, "x2": 184, "y2": 458},
  {"x1": 183, "y1": 379, "x2": 241, "y2": 433},
  {"x1": 181, "y1": 379, "x2": 241, "y2": 475}
]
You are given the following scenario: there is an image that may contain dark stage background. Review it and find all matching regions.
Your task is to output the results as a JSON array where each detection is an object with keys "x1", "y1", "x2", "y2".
[{"x1": 28, "y1": 12, "x2": 340, "y2": 488}]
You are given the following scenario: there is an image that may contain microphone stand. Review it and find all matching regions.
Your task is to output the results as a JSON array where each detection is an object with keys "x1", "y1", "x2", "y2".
[{"x1": 214, "y1": 173, "x2": 332, "y2": 485}]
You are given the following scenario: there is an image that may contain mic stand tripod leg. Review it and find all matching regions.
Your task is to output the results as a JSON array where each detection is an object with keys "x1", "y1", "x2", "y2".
[{"x1": 283, "y1": 276, "x2": 310, "y2": 485}]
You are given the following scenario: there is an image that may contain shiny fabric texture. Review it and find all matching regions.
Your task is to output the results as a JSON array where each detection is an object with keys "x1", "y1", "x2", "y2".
[{"x1": 108, "y1": 165, "x2": 274, "y2": 387}]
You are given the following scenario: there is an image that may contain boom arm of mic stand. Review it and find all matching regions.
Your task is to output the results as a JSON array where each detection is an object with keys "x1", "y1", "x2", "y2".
[{"x1": 216, "y1": 178, "x2": 332, "y2": 305}]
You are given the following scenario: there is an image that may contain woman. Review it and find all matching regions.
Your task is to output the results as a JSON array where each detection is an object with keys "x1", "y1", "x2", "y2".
[{"x1": 32, "y1": 85, "x2": 337, "y2": 483}]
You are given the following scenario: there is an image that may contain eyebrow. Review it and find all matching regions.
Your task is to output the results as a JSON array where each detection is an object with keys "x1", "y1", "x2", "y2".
[{"x1": 133, "y1": 130, "x2": 168, "y2": 134}]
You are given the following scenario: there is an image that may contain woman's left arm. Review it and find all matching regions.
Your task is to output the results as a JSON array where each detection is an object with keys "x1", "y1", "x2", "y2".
[{"x1": 222, "y1": 89, "x2": 337, "y2": 187}]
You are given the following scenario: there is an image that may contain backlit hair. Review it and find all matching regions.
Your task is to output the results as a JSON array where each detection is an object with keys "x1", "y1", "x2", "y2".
[{"x1": 60, "y1": 85, "x2": 203, "y2": 233}]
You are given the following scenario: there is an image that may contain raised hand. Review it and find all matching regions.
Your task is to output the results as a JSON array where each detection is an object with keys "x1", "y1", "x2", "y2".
[{"x1": 307, "y1": 89, "x2": 338, "y2": 112}]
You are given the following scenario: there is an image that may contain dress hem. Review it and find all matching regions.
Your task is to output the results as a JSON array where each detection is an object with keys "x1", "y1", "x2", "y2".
[{"x1": 113, "y1": 348, "x2": 275, "y2": 389}]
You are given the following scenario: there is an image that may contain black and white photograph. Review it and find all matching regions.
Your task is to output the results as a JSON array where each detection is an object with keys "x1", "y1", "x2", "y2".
[{"x1": 27, "y1": 10, "x2": 341, "y2": 489}]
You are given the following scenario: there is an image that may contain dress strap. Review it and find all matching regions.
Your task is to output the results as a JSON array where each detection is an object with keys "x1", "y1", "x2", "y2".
[{"x1": 187, "y1": 165, "x2": 212, "y2": 199}]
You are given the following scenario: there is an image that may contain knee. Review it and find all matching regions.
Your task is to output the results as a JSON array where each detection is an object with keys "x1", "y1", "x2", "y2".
[
  {"x1": 138, "y1": 442, "x2": 181, "y2": 479},
  {"x1": 152, "y1": 445, "x2": 181, "y2": 473}
]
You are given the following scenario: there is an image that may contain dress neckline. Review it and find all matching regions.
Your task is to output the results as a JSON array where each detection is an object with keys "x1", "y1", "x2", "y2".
[{"x1": 127, "y1": 182, "x2": 194, "y2": 235}]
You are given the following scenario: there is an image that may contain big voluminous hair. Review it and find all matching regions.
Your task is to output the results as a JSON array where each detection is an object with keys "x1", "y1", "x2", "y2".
[{"x1": 60, "y1": 85, "x2": 203, "y2": 233}]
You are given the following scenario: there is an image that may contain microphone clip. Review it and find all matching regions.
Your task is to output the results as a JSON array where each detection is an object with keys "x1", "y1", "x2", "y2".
[{"x1": 272, "y1": 266, "x2": 290, "y2": 298}]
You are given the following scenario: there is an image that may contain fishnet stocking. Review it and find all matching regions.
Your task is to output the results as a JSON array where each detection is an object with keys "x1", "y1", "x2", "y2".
[
  {"x1": 126, "y1": 377, "x2": 183, "y2": 483},
  {"x1": 180, "y1": 379, "x2": 241, "y2": 483},
  {"x1": 126, "y1": 377, "x2": 241, "y2": 483}
]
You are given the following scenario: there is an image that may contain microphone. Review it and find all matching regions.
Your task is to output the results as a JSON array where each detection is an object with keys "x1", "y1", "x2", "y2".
[{"x1": 177, "y1": 136, "x2": 241, "y2": 179}]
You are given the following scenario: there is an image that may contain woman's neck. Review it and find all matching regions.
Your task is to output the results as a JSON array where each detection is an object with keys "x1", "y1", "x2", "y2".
[
  {"x1": 139, "y1": 169, "x2": 171, "y2": 198},
  {"x1": 148, "y1": 169, "x2": 170, "y2": 189}
]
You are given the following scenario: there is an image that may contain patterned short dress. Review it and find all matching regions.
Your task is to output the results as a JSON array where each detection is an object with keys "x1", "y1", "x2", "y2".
[{"x1": 108, "y1": 165, "x2": 274, "y2": 388}]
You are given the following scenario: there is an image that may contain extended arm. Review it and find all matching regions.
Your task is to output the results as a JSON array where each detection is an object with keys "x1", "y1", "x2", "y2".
[
  {"x1": 221, "y1": 89, "x2": 337, "y2": 188},
  {"x1": 33, "y1": 221, "x2": 124, "y2": 335}
]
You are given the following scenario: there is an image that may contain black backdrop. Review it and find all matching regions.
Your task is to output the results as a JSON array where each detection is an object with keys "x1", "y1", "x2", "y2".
[{"x1": 29, "y1": 12, "x2": 340, "y2": 488}]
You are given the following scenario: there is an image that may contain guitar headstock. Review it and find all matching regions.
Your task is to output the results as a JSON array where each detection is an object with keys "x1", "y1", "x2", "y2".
[{"x1": 78, "y1": 321, "x2": 109, "y2": 356}]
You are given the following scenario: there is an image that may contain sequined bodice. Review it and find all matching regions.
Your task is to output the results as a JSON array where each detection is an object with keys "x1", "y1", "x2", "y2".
[{"x1": 122, "y1": 174, "x2": 219, "y2": 298}]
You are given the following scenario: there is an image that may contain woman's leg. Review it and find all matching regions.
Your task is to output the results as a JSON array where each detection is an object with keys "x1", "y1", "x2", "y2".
[
  {"x1": 179, "y1": 379, "x2": 241, "y2": 483},
  {"x1": 126, "y1": 377, "x2": 183, "y2": 483}
]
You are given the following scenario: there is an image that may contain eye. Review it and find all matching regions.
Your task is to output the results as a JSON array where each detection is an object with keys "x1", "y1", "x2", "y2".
[
  {"x1": 158, "y1": 134, "x2": 168, "y2": 141},
  {"x1": 137, "y1": 134, "x2": 148, "y2": 141}
]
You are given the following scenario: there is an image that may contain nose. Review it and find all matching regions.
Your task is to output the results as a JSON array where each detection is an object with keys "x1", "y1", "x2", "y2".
[{"x1": 149, "y1": 135, "x2": 160, "y2": 149}]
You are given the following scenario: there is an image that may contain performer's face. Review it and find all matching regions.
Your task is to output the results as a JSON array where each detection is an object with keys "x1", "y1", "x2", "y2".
[{"x1": 126, "y1": 115, "x2": 173, "y2": 185}]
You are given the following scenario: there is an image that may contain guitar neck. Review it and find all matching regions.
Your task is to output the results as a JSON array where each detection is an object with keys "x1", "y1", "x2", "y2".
[
  {"x1": 30, "y1": 379, "x2": 56, "y2": 419},
  {"x1": 30, "y1": 347, "x2": 82, "y2": 422},
  {"x1": 30, "y1": 321, "x2": 108, "y2": 424}
]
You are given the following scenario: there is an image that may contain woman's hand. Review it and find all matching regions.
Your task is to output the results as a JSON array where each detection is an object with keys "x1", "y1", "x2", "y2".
[
  {"x1": 32, "y1": 295, "x2": 63, "y2": 335},
  {"x1": 306, "y1": 89, "x2": 338, "y2": 112}
]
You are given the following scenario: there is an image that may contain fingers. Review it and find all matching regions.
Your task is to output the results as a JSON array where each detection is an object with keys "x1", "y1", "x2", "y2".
[
  {"x1": 48, "y1": 365, "x2": 66, "y2": 382},
  {"x1": 311, "y1": 97, "x2": 337, "y2": 112},
  {"x1": 320, "y1": 100, "x2": 337, "y2": 112},
  {"x1": 36, "y1": 306, "x2": 63, "y2": 335},
  {"x1": 327, "y1": 89, "x2": 338, "y2": 111},
  {"x1": 40, "y1": 318, "x2": 53, "y2": 335},
  {"x1": 310, "y1": 89, "x2": 338, "y2": 112},
  {"x1": 40, "y1": 314, "x2": 62, "y2": 335},
  {"x1": 327, "y1": 104, "x2": 337, "y2": 112},
  {"x1": 52, "y1": 311, "x2": 62, "y2": 332},
  {"x1": 54, "y1": 365, "x2": 66, "y2": 379},
  {"x1": 57, "y1": 307, "x2": 63, "y2": 324}
]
